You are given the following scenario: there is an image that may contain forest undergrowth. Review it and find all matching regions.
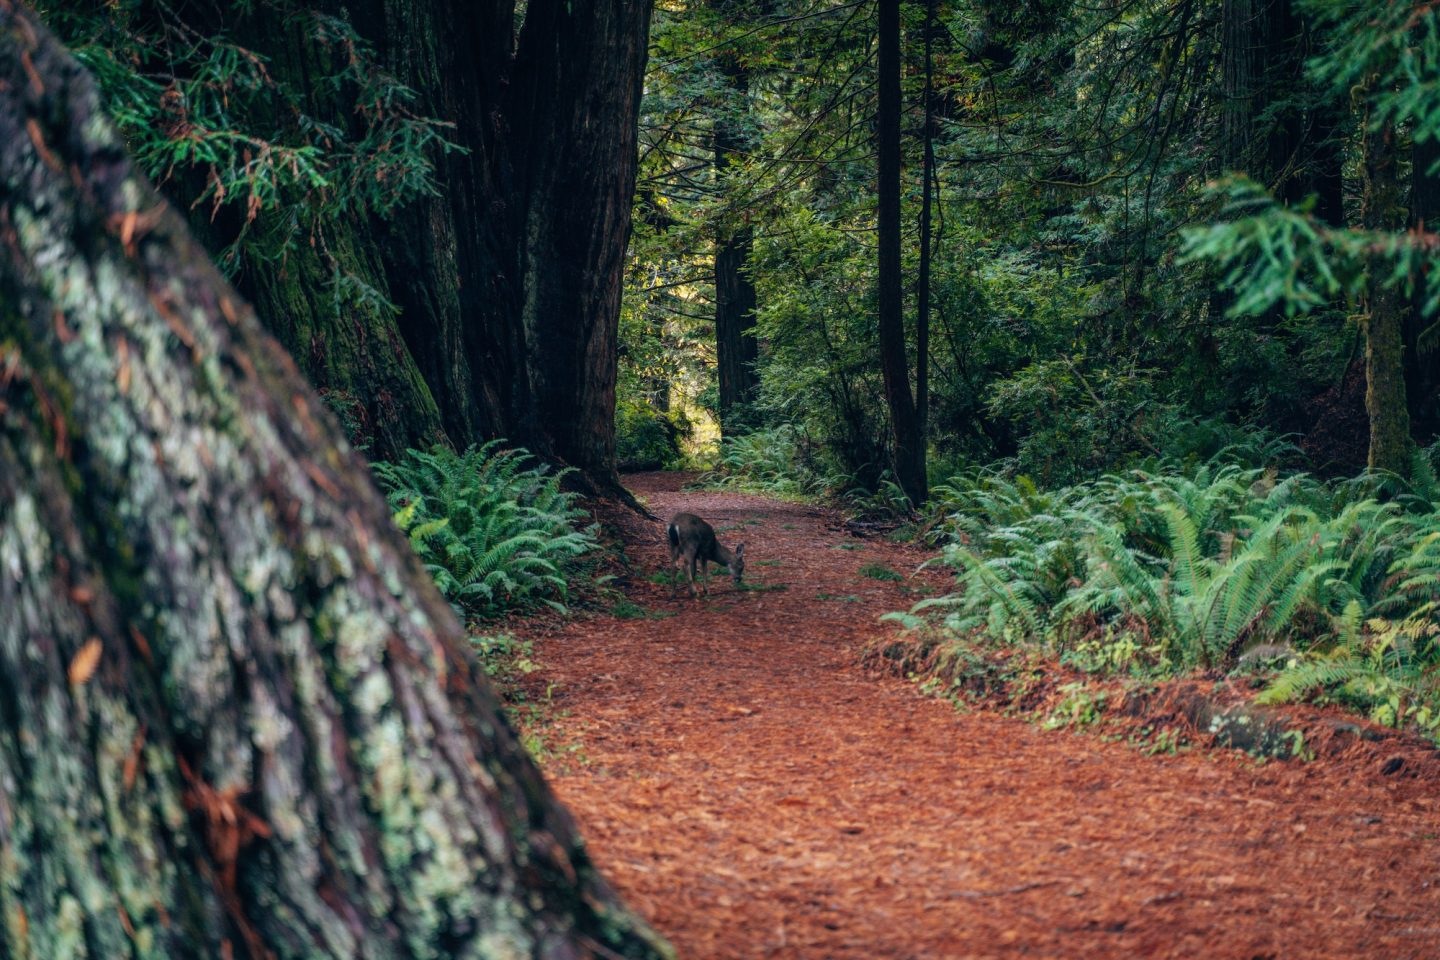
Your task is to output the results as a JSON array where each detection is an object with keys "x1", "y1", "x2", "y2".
[
  {"x1": 378, "y1": 426, "x2": 1440, "y2": 754},
  {"x1": 673, "y1": 423, "x2": 1440, "y2": 750},
  {"x1": 881, "y1": 449, "x2": 1440, "y2": 744}
]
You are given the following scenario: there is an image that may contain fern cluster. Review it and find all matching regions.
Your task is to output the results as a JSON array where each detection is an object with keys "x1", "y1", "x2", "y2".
[
  {"x1": 373, "y1": 443, "x2": 597, "y2": 621},
  {"x1": 700, "y1": 425, "x2": 844, "y2": 500},
  {"x1": 900, "y1": 451, "x2": 1440, "y2": 736}
]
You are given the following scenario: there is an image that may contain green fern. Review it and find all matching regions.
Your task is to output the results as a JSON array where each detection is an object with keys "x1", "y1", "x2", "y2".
[
  {"x1": 373, "y1": 443, "x2": 597, "y2": 620},
  {"x1": 907, "y1": 456, "x2": 1440, "y2": 705},
  {"x1": 1259, "y1": 602, "x2": 1440, "y2": 735}
]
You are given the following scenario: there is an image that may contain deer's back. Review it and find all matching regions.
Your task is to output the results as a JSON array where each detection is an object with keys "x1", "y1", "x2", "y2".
[{"x1": 669, "y1": 512, "x2": 718, "y2": 556}]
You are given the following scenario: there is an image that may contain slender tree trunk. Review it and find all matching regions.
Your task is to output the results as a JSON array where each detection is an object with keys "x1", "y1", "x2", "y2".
[
  {"x1": 714, "y1": 222, "x2": 760, "y2": 433},
  {"x1": 1359, "y1": 76, "x2": 1413, "y2": 474},
  {"x1": 708, "y1": 0, "x2": 768, "y2": 437},
  {"x1": 916, "y1": 0, "x2": 935, "y2": 444},
  {"x1": 713, "y1": 48, "x2": 761, "y2": 437},
  {"x1": 877, "y1": 0, "x2": 926, "y2": 505},
  {"x1": 0, "y1": 10, "x2": 670, "y2": 958}
]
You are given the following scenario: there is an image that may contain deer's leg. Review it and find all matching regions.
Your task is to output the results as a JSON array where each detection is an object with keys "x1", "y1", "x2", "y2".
[
  {"x1": 700, "y1": 558, "x2": 709, "y2": 597},
  {"x1": 669, "y1": 542, "x2": 680, "y2": 597},
  {"x1": 686, "y1": 550, "x2": 699, "y2": 598}
]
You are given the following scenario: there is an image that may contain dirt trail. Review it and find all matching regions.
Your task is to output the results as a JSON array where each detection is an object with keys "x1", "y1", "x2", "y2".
[{"x1": 525, "y1": 473, "x2": 1440, "y2": 959}]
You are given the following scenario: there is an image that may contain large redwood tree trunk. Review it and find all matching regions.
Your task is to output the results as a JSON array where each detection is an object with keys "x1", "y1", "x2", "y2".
[
  {"x1": 0, "y1": 8, "x2": 669, "y2": 958},
  {"x1": 44, "y1": 0, "x2": 652, "y2": 487},
  {"x1": 501, "y1": 0, "x2": 655, "y2": 486},
  {"x1": 350, "y1": 0, "x2": 655, "y2": 485}
]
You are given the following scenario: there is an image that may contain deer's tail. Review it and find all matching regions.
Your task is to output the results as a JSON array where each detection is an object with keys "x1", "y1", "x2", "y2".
[{"x1": 666, "y1": 522, "x2": 679, "y2": 551}]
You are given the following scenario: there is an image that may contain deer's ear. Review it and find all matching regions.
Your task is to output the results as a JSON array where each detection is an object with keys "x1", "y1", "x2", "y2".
[{"x1": 736, "y1": 543, "x2": 745, "y2": 555}]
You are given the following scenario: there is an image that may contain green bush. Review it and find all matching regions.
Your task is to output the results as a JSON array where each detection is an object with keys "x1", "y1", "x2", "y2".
[
  {"x1": 897, "y1": 456, "x2": 1440, "y2": 737},
  {"x1": 699, "y1": 424, "x2": 843, "y2": 500},
  {"x1": 373, "y1": 443, "x2": 597, "y2": 620},
  {"x1": 986, "y1": 358, "x2": 1161, "y2": 486},
  {"x1": 615, "y1": 395, "x2": 686, "y2": 471}
]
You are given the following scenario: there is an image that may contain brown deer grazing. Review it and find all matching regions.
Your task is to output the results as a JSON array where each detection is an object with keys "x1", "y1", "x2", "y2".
[{"x1": 666, "y1": 512, "x2": 746, "y2": 598}]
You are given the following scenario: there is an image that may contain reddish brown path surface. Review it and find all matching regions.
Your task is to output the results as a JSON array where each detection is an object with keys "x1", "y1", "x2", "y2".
[{"x1": 525, "y1": 473, "x2": 1440, "y2": 960}]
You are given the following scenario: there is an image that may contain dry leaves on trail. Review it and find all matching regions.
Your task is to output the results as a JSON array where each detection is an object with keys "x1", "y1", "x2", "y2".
[{"x1": 524, "y1": 473, "x2": 1440, "y2": 960}]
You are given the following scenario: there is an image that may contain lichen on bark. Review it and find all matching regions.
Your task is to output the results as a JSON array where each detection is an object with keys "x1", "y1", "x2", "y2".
[{"x1": 0, "y1": 6, "x2": 671, "y2": 958}]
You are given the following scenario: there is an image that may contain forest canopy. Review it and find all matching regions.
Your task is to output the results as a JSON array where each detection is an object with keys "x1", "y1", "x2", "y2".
[
  {"x1": 37, "y1": 0, "x2": 1440, "y2": 488},
  {"x1": 624, "y1": 0, "x2": 1440, "y2": 489}
]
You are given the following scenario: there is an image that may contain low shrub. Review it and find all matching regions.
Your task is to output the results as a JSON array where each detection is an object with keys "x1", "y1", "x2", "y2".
[
  {"x1": 699, "y1": 424, "x2": 843, "y2": 499},
  {"x1": 615, "y1": 394, "x2": 687, "y2": 471},
  {"x1": 373, "y1": 442, "x2": 597, "y2": 620},
  {"x1": 894, "y1": 455, "x2": 1440, "y2": 738}
]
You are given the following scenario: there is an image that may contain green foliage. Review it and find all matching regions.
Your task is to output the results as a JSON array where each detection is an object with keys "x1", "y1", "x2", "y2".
[
  {"x1": 699, "y1": 424, "x2": 844, "y2": 499},
  {"x1": 1044, "y1": 683, "x2": 1108, "y2": 730},
  {"x1": 985, "y1": 358, "x2": 1161, "y2": 486},
  {"x1": 615, "y1": 394, "x2": 688, "y2": 471},
  {"x1": 845, "y1": 475, "x2": 916, "y2": 519},
  {"x1": 859, "y1": 564, "x2": 905, "y2": 582},
  {"x1": 1182, "y1": 2, "x2": 1440, "y2": 349},
  {"x1": 1183, "y1": 177, "x2": 1440, "y2": 323},
  {"x1": 899, "y1": 455, "x2": 1440, "y2": 737},
  {"x1": 469, "y1": 633, "x2": 542, "y2": 702},
  {"x1": 623, "y1": 0, "x2": 1440, "y2": 498},
  {"x1": 373, "y1": 443, "x2": 597, "y2": 621},
  {"x1": 43, "y1": 2, "x2": 462, "y2": 278}
]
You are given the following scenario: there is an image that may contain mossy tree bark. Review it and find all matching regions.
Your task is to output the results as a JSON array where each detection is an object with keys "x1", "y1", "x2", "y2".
[
  {"x1": 46, "y1": 0, "x2": 653, "y2": 487},
  {"x1": 1359, "y1": 71, "x2": 1413, "y2": 475},
  {"x1": 55, "y1": 0, "x2": 460, "y2": 462},
  {"x1": 0, "y1": 8, "x2": 670, "y2": 959}
]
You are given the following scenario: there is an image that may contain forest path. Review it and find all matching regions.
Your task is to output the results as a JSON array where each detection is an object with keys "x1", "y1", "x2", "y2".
[{"x1": 525, "y1": 472, "x2": 1439, "y2": 960}]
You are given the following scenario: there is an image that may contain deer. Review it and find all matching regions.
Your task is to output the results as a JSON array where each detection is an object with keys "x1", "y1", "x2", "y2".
[{"x1": 666, "y1": 512, "x2": 745, "y2": 598}]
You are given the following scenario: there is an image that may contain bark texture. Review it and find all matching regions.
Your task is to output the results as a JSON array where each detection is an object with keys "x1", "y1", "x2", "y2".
[
  {"x1": 0, "y1": 8, "x2": 670, "y2": 959},
  {"x1": 876, "y1": 0, "x2": 927, "y2": 506},
  {"x1": 99, "y1": 0, "x2": 461, "y2": 462},
  {"x1": 1359, "y1": 75, "x2": 1413, "y2": 474},
  {"x1": 1219, "y1": 0, "x2": 1342, "y2": 223},
  {"x1": 712, "y1": 43, "x2": 760, "y2": 435},
  {"x1": 49, "y1": 0, "x2": 652, "y2": 485},
  {"x1": 361, "y1": 0, "x2": 653, "y2": 487},
  {"x1": 505, "y1": 0, "x2": 655, "y2": 484}
]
